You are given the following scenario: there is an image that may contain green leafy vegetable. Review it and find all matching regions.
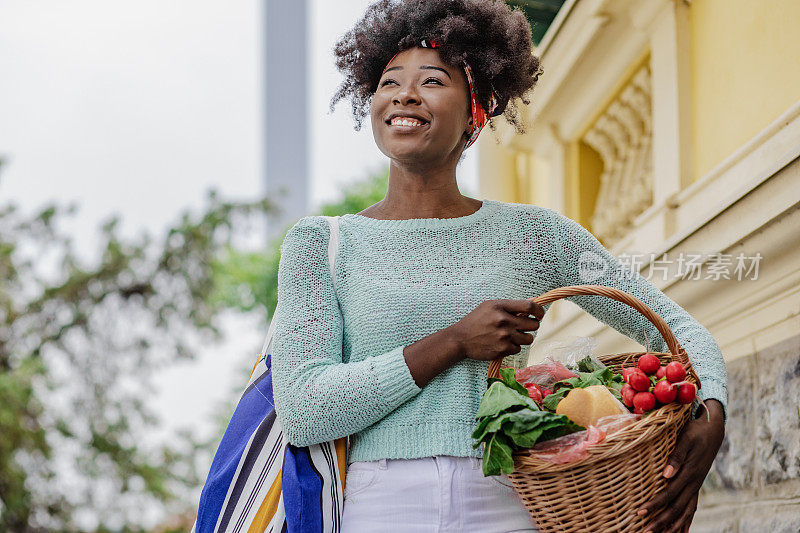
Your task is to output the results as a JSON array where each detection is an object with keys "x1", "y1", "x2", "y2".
[
  {"x1": 505, "y1": 419, "x2": 565, "y2": 448},
  {"x1": 486, "y1": 367, "x2": 530, "y2": 397},
  {"x1": 474, "y1": 370, "x2": 585, "y2": 475},
  {"x1": 577, "y1": 354, "x2": 605, "y2": 373},
  {"x1": 539, "y1": 419, "x2": 585, "y2": 442},
  {"x1": 483, "y1": 433, "x2": 515, "y2": 476},
  {"x1": 472, "y1": 411, "x2": 519, "y2": 444},
  {"x1": 542, "y1": 388, "x2": 569, "y2": 411},
  {"x1": 475, "y1": 381, "x2": 538, "y2": 419}
]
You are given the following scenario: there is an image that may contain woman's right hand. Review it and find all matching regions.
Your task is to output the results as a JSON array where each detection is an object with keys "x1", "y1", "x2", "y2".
[{"x1": 448, "y1": 299, "x2": 545, "y2": 362}]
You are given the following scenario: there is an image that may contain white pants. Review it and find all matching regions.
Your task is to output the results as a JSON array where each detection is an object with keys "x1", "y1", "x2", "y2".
[{"x1": 341, "y1": 455, "x2": 539, "y2": 532}]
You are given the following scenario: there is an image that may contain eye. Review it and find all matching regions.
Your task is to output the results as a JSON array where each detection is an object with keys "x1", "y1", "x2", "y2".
[
  {"x1": 423, "y1": 78, "x2": 444, "y2": 85},
  {"x1": 380, "y1": 78, "x2": 397, "y2": 87}
]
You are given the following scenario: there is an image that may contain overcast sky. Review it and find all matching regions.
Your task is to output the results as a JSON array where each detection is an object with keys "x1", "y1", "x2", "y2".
[
  {"x1": 0, "y1": 1, "x2": 268, "y2": 469},
  {"x1": 0, "y1": 0, "x2": 479, "y2": 488},
  {"x1": 0, "y1": 1, "x2": 477, "y2": 249}
]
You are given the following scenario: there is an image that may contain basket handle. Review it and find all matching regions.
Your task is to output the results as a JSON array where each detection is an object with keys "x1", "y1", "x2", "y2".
[{"x1": 487, "y1": 285, "x2": 683, "y2": 379}]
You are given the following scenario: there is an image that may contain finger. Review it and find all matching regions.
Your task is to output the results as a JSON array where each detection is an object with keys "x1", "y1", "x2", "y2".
[
  {"x1": 648, "y1": 489, "x2": 698, "y2": 533},
  {"x1": 509, "y1": 329, "x2": 534, "y2": 346},
  {"x1": 662, "y1": 425, "x2": 692, "y2": 480},
  {"x1": 514, "y1": 315, "x2": 541, "y2": 332},
  {"x1": 527, "y1": 299, "x2": 546, "y2": 320},
  {"x1": 664, "y1": 492, "x2": 698, "y2": 533},
  {"x1": 646, "y1": 476, "x2": 700, "y2": 532},
  {"x1": 497, "y1": 299, "x2": 544, "y2": 321},
  {"x1": 639, "y1": 465, "x2": 695, "y2": 517},
  {"x1": 527, "y1": 300, "x2": 545, "y2": 321},
  {"x1": 640, "y1": 425, "x2": 695, "y2": 520}
]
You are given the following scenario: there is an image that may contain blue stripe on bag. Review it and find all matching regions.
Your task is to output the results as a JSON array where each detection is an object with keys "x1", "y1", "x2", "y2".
[
  {"x1": 282, "y1": 445, "x2": 324, "y2": 532},
  {"x1": 195, "y1": 356, "x2": 276, "y2": 533},
  {"x1": 223, "y1": 412, "x2": 280, "y2": 532}
]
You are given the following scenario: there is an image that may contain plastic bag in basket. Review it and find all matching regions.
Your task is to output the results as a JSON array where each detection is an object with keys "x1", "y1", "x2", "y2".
[
  {"x1": 514, "y1": 359, "x2": 577, "y2": 391},
  {"x1": 530, "y1": 414, "x2": 641, "y2": 464},
  {"x1": 514, "y1": 335, "x2": 599, "y2": 390},
  {"x1": 544, "y1": 335, "x2": 601, "y2": 369}
]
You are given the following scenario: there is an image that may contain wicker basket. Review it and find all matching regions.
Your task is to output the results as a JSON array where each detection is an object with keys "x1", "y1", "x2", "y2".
[{"x1": 487, "y1": 285, "x2": 700, "y2": 533}]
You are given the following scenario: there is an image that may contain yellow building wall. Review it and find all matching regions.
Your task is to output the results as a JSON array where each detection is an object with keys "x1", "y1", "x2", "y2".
[
  {"x1": 529, "y1": 153, "x2": 552, "y2": 209},
  {"x1": 690, "y1": 0, "x2": 800, "y2": 181},
  {"x1": 576, "y1": 141, "x2": 602, "y2": 233},
  {"x1": 564, "y1": 141, "x2": 602, "y2": 229},
  {"x1": 476, "y1": 134, "x2": 518, "y2": 202}
]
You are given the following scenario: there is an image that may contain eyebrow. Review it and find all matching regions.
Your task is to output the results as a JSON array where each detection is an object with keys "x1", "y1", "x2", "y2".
[{"x1": 382, "y1": 65, "x2": 452, "y2": 80}]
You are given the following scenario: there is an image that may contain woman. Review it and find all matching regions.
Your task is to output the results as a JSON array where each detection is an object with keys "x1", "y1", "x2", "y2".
[{"x1": 271, "y1": 1, "x2": 727, "y2": 531}]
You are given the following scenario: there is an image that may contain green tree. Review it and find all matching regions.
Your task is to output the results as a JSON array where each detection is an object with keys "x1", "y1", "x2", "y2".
[{"x1": 0, "y1": 186, "x2": 273, "y2": 531}]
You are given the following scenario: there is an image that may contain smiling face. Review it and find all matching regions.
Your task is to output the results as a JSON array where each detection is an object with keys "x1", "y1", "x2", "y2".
[{"x1": 370, "y1": 47, "x2": 472, "y2": 166}]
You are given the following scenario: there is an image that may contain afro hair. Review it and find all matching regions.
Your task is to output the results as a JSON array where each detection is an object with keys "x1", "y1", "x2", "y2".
[{"x1": 330, "y1": 0, "x2": 543, "y2": 136}]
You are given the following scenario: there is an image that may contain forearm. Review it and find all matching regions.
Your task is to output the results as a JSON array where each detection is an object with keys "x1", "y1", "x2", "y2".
[
  {"x1": 403, "y1": 326, "x2": 465, "y2": 388},
  {"x1": 695, "y1": 398, "x2": 724, "y2": 425},
  {"x1": 273, "y1": 344, "x2": 421, "y2": 447},
  {"x1": 549, "y1": 208, "x2": 729, "y2": 421}
]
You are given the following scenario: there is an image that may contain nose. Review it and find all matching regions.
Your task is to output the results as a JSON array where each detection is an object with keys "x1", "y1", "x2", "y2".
[{"x1": 393, "y1": 82, "x2": 421, "y2": 106}]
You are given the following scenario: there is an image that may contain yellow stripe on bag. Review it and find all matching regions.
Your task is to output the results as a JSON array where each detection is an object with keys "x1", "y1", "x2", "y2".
[
  {"x1": 248, "y1": 472, "x2": 283, "y2": 533},
  {"x1": 335, "y1": 437, "x2": 347, "y2": 488},
  {"x1": 248, "y1": 351, "x2": 262, "y2": 381}
]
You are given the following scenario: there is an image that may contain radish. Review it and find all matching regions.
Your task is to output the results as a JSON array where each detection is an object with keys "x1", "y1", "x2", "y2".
[
  {"x1": 638, "y1": 353, "x2": 661, "y2": 375},
  {"x1": 665, "y1": 362, "x2": 687, "y2": 383},
  {"x1": 619, "y1": 350, "x2": 640, "y2": 380},
  {"x1": 541, "y1": 388, "x2": 553, "y2": 398},
  {"x1": 656, "y1": 366, "x2": 667, "y2": 380},
  {"x1": 628, "y1": 369, "x2": 651, "y2": 392},
  {"x1": 676, "y1": 382, "x2": 696, "y2": 404},
  {"x1": 633, "y1": 391, "x2": 656, "y2": 412},
  {"x1": 621, "y1": 384, "x2": 636, "y2": 407},
  {"x1": 653, "y1": 380, "x2": 677, "y2": 404},
  {"x1": 621, "y1": 367, "x2": 636, "y2": 383},
  {"x1": 661, "y1": 379, "x2": 710, "y2": 422}
]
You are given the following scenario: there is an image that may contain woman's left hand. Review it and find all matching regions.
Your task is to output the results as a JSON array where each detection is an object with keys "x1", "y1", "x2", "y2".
[{"x1": 637, "y1": 398, "x2": 725, "y2": 533}]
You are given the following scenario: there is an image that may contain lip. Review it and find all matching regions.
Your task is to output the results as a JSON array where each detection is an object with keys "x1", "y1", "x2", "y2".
[
  {"x1": 387, "y1": 122, "x2": 430, "y2": 134},
  {"x1": 385, "y1": 111, "x2": 430, "y2": 126}
]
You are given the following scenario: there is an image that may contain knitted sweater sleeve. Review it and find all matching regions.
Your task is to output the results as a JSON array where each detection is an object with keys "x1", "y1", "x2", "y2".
[
  {"x1": 547, "y1": 209, "x2": 729, "y2": 422},
  {"x1": 271, "y1": 216, "x2": 422, "y2": 447}
]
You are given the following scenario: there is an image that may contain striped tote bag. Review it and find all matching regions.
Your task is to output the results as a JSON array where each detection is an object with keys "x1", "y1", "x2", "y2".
[{"x1": 193, "y1": 215, "x2": 347, "y2": 533}]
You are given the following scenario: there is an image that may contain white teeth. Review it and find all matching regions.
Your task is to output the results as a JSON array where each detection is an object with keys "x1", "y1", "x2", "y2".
[{"x1": 390, "y1": 117, "x2": 425, "y2": 127}]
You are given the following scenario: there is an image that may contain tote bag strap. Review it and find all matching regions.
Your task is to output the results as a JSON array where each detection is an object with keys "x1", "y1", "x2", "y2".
[{"x1": 259, "y1": 216, "x2": 341, "y2": 358}]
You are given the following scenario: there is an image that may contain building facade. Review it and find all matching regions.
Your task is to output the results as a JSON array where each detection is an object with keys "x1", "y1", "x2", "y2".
[{"x1": 482, "y1": 0, "x2": 800, "y2": 528}]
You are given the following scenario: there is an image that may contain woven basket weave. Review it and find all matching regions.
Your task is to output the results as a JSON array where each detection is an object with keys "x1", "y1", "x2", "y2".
[{"x1": 487, "y1": 285, "x2": 700, "y2": 533}]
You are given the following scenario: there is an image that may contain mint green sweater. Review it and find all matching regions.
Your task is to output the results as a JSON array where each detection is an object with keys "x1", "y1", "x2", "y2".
[{"x1": 271, "y1": 199, "x2": 727, "y2": 463}]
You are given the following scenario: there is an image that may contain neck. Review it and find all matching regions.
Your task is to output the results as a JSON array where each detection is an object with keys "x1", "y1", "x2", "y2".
[{"x1": 377, "y1": 159, "x2": 475, "y2": 218}]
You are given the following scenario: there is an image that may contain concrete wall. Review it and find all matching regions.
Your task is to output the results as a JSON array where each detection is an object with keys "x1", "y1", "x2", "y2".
[{"x1": 693, "y1": 332, "x2": 800, "y2": 532}]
